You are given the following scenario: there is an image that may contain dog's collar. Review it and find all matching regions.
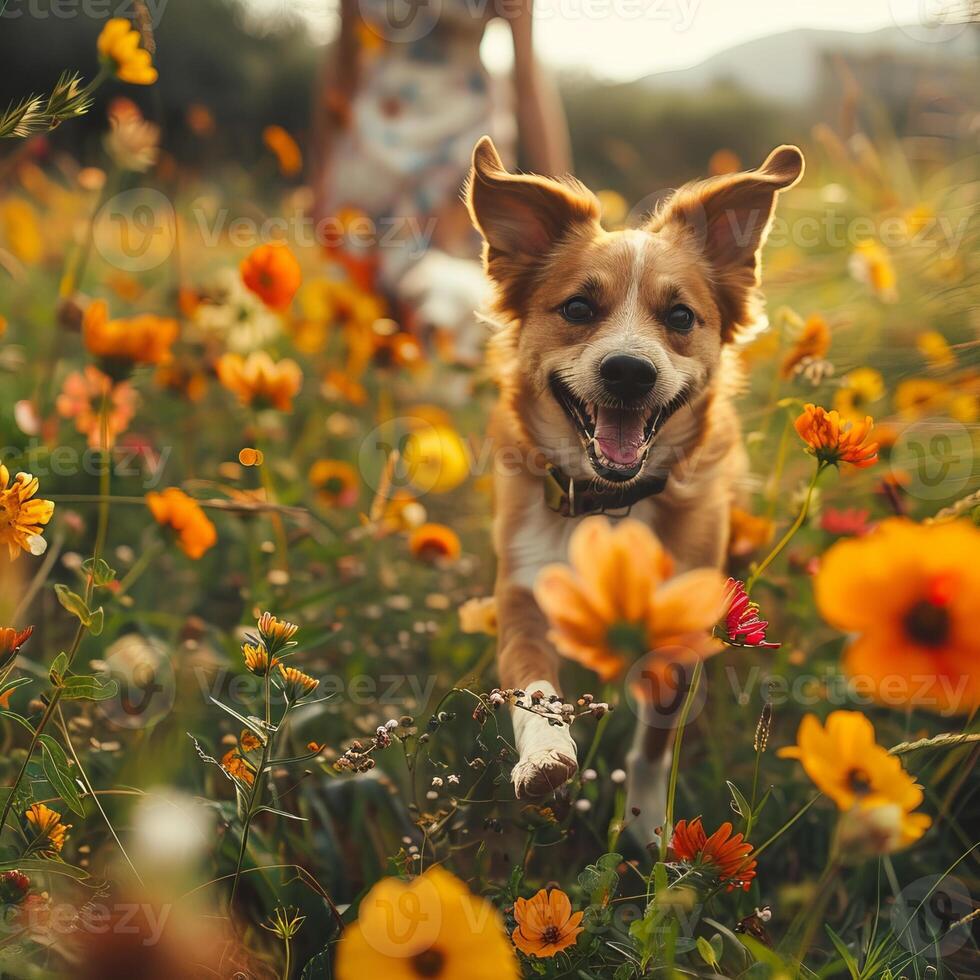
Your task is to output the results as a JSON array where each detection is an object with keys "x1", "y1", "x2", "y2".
[{"x1": 543, "y1": 461, "x2": 668, "y2": 517}]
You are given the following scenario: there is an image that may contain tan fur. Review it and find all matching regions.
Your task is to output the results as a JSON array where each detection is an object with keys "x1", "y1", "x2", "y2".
[{"x1": 466, "y1": 137, "x2": 803, "y2": 806}]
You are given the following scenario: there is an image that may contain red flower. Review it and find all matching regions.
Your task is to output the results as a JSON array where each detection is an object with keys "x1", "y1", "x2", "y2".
[
  {"x1": 820, "y1": 507, "x2": 872, "y2": 537},
  {"x1": 671, "y1": 817, "x2": 757, "y2": 891},
  {"x1": 721, "y1": 578, "x2": 779, "y2": 648}
]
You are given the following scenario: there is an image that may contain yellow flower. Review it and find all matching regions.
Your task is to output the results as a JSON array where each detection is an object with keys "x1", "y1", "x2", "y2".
[
  {"x1": 257, "y1": 612, "x2": 299, "y2": 653},
  {"x1": 916, "y1": 330, "x2": 955, "y2": 370},
  {"x1": 849, "y1": 239, "x2": 896, "y2": 302},
  {"x1": 262, "y1": 125, "x2": 302, "y2": 177},
  {"x1": 512, "y1": 888, "x2": 584, "y2": 958},
  {"x1": 146, "y1": 488, "x2": 217, "y2": 560},
  {"x1": 894, "y1": 378, "x2": 950, "y2": 419},
  {"x1": 794, "y1": 404, "x2": 878, "y2": 468},
  {"x1": 216, "y1": 351, "x2": 302, "y2": 412},
  {"x1": 97, "y1": 18, "x2": 158, "y2": 85},
  {"x1": 833, "y1": 368, "x2": 884, "y2": 422},
  {"x1": 278, "y1": 665, "x2": 319, "y2": 701},
  {"x1": 778, "y1": 712, "x2": 930, "y2": 851},
  {"x1": 1, "y1": 199, "x2": 43, "y2": 264},
  {"x1": 780, "y1": 314, "x2": 830, "y2": 378},
  {"x1": 25, "y1": 803, "x2": 71, "y2": 855},
  {"x1": 533, "y1": 517, "x2": 726, "y2": 685},
  {"x1": 402, "y1": 425, "x2": 470, "y2": 494},
  {"x1": 815, "y1": 518, "x2": 980, "y2": 714},
  {"x1": 336, "y1": 867, "x2": 518, "y2": 980},
  {"x1": 409, "y1": 523, "x2": 461, "y2": 563},
  {"x1": 83, "y1": 299, "x2": 178, "y2": 368},
  {"x1": 309, "y1": 459, "x2": 359, "y2": 508},
  {"x1": 0, "y1": 465, "x2": 54, "y2": 559},
  {"x1": 242, "y1": 642, "x2": 278, "y2": 676}
]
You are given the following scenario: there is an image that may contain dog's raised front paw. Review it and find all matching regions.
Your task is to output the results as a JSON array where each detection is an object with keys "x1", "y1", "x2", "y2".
[{"x1": 512, "y1": 748, "x2": 578, "y2": 798}]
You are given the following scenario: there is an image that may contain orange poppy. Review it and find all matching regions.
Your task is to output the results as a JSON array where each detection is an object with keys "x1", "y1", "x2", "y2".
[
  {"x1": 309, "y1": 459, "x2": 359, "y2": 507},
  {"x1": 671, "y1": 817, "x2": 757, "y2": 891},
  {"x1": 83, "y1": 299, "x2": 178, "y2": 368},
  {"x1": 511, "y1": 888, "x2": 584, "y2": 958},
  {"x1": 240, "y1": 242, "x2": 302, "y2": 311},
  {"x1": 409, "y1": 523, "x2": 461, "y2": 563}
]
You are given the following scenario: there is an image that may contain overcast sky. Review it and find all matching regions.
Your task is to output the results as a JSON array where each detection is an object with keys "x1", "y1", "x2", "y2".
[{"x1": 247, "y1": 0, "x2": 963, "y2": 81}]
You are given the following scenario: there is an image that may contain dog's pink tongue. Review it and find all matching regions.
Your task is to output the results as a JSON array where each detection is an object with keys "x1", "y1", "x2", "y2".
[{"x1": 594, "y1": 406, "x2": 646, "y2": 465}]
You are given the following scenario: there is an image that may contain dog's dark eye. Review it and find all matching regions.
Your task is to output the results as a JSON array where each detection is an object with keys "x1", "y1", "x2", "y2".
[
  {"x1": 665, "y1": 304, "x2": 696, "y2": 332},
  {"x1": 560, "y1": 296, "x2": 596, "y2": 324}
]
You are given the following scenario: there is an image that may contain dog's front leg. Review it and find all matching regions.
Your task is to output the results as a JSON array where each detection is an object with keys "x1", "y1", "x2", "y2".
[{"x1": 496, "y1": 580, "x2": 578, "y2": 797}]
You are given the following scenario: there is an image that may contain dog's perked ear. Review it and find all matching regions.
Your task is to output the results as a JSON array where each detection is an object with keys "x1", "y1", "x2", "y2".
[
  {"x1": 465, "y1": 136, "x2": 600, "y2": 313},
  {"x1": 650, "y1": 145, "x2": 804, "y2": 340}
]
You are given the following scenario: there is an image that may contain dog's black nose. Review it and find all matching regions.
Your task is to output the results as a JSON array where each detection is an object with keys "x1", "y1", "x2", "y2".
[{"x1": 599, "y1": 354, "x2": 657, "y2": 401}]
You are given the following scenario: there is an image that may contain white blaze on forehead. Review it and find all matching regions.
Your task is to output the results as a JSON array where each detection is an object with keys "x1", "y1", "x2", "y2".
[{"x1": 614, "y1": 229, "x2": 651, "y2": 343}]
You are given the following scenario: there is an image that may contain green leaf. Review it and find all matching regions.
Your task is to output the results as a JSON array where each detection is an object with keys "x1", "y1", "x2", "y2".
[
  {"x1": 0, "y1": 857, "x2": 89, "y2": 880},
  {"x1": 54, "y1": 584, "x2": 91, "y2": 624},
  {"x1": 60, "y1": 675, "x2": 118, "y2": 701},
  {"x1": 697, "y1": 936, "x2": 718, "y2": 967},
  {"x1": 727, "y1": 779, "x2": 751, "y2": 820},
  {"x1": 87, "y1": 607, "x2": 104, "y2": 637},
  {"x1": 48, "y1": 651, "x2": 69, "y2": 685},
  {"x1": 0, "y1": 676, "x2": 32, "y2": 700},
  {"x1": 825, "y1": 924, "x2": 860, "y2": 979},
  {"x1": 82, "y1": 557, "x2": 116, "y2": 587},
  {"x1": 254, "y1": 805, "x2": 308, "y2": 821},
  {"x1": 0, "y1": 708, "x2": 37, "y2": 735},
  {"x1": 207, "y1": 697, "x2": 269, "y2": 743},
  {"x1": 38, "y1": 735, "x2": 85, "y2": 816}
]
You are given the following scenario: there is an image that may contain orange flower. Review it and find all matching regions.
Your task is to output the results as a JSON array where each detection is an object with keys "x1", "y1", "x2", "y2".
[
  {"x1": 97, "y1": 17, "x2": 157, "y2": 85},
  {"x1": 221, "y1": 731, "x2": 260, "y2": 787},
  {"x1": 671, "y1": 817, "x2": 757, "y2": 891},
  {"x1": 83, "y1": 299, "x2": 178, "y2": 368},
  {"x1": 0, "y1": 625, "x2": 32, "y2": 670},
  {"x1": 309, "y1": 459, "x2": 359, "y2": 507},
  {"x1": 55, "y1": 366, "x2": 137, "y2": 450},
  {"x1": 409, "y1": 523, "x2": 461, "y2": 563},
  {"x1": 728, "y1": 506, "x2": 774, "y2": 557},
  {"x1": 278, "y1": 665, "x2": 319, "y2": 701},
  {"x1": 781, "y1": 314, "x2": 830, "y2": 378},
  {"x1": 240, "y1": 243, "x2": 302, "y2": 311},
  {"x1": 533, "y1": 517, "x2": 726, "y2": 685},
  {"x1": 216, "y1": 351, "x2": 302, "y2": 412},
  {"x1": 262, "y1": 125, "x2": 302, "y2": 177},
  {"x1": 146, "y1": 488, "x2": 217, "y2": 560},
  {"x1": 794, "y1": 404, "x2": 878, "y2": 468},
  {"x1": 24, "y1": 804, "x2": 71, "y2": 855},
  {"x1": 815, "y1": 519, "x2": 980, "y2": 714},
  {"x1": 0, "y1": 465, "x2": 54, "y2": 559},
  {"x1": 511, "y1": 888, "x2": 584, "y2": 958},
  {"x1": 256, "y1": 611, "x2": 299, "y2": 653}
]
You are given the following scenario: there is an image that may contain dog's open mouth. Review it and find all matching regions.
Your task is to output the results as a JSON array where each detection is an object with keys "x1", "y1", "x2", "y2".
[{"x1": 550, "y1": 376, "x2": 668, "y2": 483}]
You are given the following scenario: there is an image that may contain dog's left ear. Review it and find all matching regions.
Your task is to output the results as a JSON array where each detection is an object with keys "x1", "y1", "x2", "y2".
[
  {"x1": 651, "y1": 145, "x2": 804, "y2": 338},
  {"x1": 466, "y1": 136, "x2": 600, "y2": 311}
]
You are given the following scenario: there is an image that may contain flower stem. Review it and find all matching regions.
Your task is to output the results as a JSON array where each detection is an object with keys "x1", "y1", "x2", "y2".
[{"x1": 746, "y1": 461, "x2": 827, "y2": 595}]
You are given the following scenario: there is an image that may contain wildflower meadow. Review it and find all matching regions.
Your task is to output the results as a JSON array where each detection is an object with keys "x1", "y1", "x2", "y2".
[{"x1": 0, "y1": 9, "x2": 978, "y2": 980}]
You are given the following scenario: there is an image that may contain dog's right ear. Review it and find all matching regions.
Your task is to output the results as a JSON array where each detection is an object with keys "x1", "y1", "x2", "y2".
[{"x1": 466, "y1": 137, "x2": 599, "y2": 299}]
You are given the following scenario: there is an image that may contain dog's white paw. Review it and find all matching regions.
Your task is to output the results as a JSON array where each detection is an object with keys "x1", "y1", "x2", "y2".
[{"x1": 512, "y1": 747, "x2": 578, "y2": 798}]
